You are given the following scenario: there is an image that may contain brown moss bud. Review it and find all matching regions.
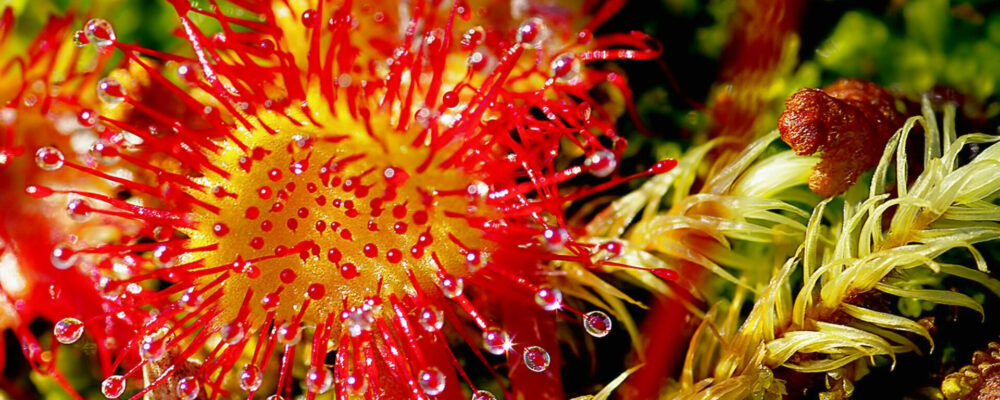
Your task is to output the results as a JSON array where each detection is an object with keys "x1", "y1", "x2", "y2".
[
  {"x1": 943, "y1": 341, "x2": 1000, "y2": 400},
  {"x1": 777, "y1": 79, "x2": 904, "y2": 197}
]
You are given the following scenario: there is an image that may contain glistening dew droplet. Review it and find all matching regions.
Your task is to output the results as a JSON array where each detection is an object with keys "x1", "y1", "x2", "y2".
[
  {"x1": 101, "y1": 375, "x2": 126, "y2": 398},
  {"x1": 418, "y1": 306, "x2": 445, "y2": 332},
  {"x1": 472, "y1": 389, "x2": 499, "y2": 400},
  {"x1": 238, "y1": 364, "x2": 262, "y2": 391},
  {"x1": 305, "y1": 366, "x2": 333, "y2": 394},
  {"x1": 584, "y1": 150, "x2": 618, "y2": 178},
  {"x1": 139, "y1": 335, "x2": 166, "y2": 361},
  {"x1": 35, "y1": 146, "x2": 65, "y2": 171},
  {"x1": 441, "y1": 275, "x2": 464, "y2": 298},
  {"x1": 550, "y1": 54, "x2": 579, "y2": 81},
  {"x1": 346, "y1": 374, "x2": 368, "y2": 395},
  {"x1": 176, "y1": 376, "x2": 200, "y2": 400},
  {"x1": 534, "y1": 286, "x2": 563, "y2": 311},
  {"x1": 84, "y1": 18, "x2": 116, "y2": 47},
  {"x1": 515, "y1": 17, "x2": 549, "y2": 48},
  {"x1": 50, "y1": 244, "x2": 77, "y2": 270},
  {"x1": 482, "y1": 327, "x2": 510, "y2": 355},
  {"x1": 523, "y1": 346, "x2": 551, "y2": 372},
  {"x1": 66, "y1": 198, "x2": 92, "y2": 222},
  {"x1": 97, "y1": 78, "x2": 126, "y2": 104},
  {"x1": 418, "y1": 367, "x2": 446, "y2": 395},
  {"x1": 73, "y1": 30, "x2": 89, "y2": 47},
  {"x1": 53, "y1": 317, "x2": 84, "y2": 344},
  {"x1": 583, "y1": 310, "x2": 612, "y2": 338}
]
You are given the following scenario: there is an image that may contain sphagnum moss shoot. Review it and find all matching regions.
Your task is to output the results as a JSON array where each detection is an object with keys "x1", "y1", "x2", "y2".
[
  {"x1": 10, "y1": 1, "x2": 680, "y2": 399},
  {"x1": 606, "y1": 97, "x2": 1000, "y2": 400}
]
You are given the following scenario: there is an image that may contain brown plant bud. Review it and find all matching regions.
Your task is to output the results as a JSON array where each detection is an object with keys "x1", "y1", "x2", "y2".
[
  {"x1": 777, "y1": 79, "x2": 904, "y2": 197},
  {"x1": 942, "y1": 341, "x2": 1000, "y2": 400}
]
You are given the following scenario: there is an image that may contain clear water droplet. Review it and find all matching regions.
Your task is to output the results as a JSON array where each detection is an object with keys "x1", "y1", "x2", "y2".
[
  {"x1": 51, "y1": 244, "x2": 77, "y2": 270},
  {"x1": 418, "y1": 367, "x2": 446, "y2": 395},
  {"x1": 176, "y1": 376, "x2": 200, "y2": 400},
  {"x1": 515, "y1": 17, "x2": 548, "y2": 48},
  {"x1": 73, "y1": 30, "x2": 89, "y2": 47},
  {"x1": 482, "y1": 327, "x2": 509, "y2": 355},
  {"x1": 441, "y1": 275, "x2": 464, "y2": 298},
  {"x1": 84, "y1": 18, "x2": 116, "y2": 47},
  {"x1": 54, "y1": 318, "x2": 84, "y2": 344},
  {"x1": 472, "y1": 390, "x2": 498, "y2": 400},
  {"x1": 101, "y1": 375, "x2": 126, "y2": 398},
  {"x1": 139, "y1": 335, "x2": 166, "y2": 361},
  {"x1": 523, "y1": 346, "x2": 550, "y2": 372},
  {"x1": 418, "y1": 306, "x2": 444, "y2": 332},
  {"x1": 35, "y1": 146, "x2": 65, "y2": 170},
  {"x1": 266, "y1": 395, "x2": 284, "y2": 400},
  {"x1": 97, "y1": 78, "x2": 125, "y2": 104},
  {"x1": 550, "y1": 54, "x2": 579, "y2": 81},
  {"x1": 180, "y1": 287, "x2": 203, "y2": 310},
  {"x1": 89, "y1": 141, "x2": 120, "y2": 165},
  {"x1": 584, "y1": 150, "x2": 618, "y2": 178},
  {"x1": 542, "y1": 227, "x2": 570, "y2": 252},
  {"x1": 152, "y1": 244, "x2": 175, "y2": 268},
  {"x1": 584, "y1": 310, "x2": 612, "y2": 338},
  {"x1": 66, "y1": 198, "x2": 92, "y2": 222},
  {"x1": 239, "y1": 364, "x2": 262, "y2": 391},
  {"x1": 305, "y1": 366, "x2": 333, "y2": 394},
  {"x1": 346, "y1": 374, "x2": 367, "y2": 395},
  {"x1": 277, "y1": 322, "x2": 302, "y2": 345},
  {"x1": 220, "y1": 322, "x2": 245, "y2": 344},
  {"x1": 534, "y1": 286, "x2": 563, "y2": 311}
]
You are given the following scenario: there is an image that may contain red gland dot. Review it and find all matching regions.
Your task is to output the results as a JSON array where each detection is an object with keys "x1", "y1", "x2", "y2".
[
  {"x1": 268, "y1": 168, "x2": 283, "y2": 181},
  {"x1": 261, "y1": 293, "x2": 279, "y2": 309},
  {"x1": 245, "y1": 206, "x2": 260, "y2": 220},
  {"x1": 302, "y1": 9, "x2": 318, "y2": 28},
  {"x1": 340, "y1": 263, "x2": 359, "y2": 279},
  {"x1": 410, "y1": 246, "x2": 424, "y2": 258},
  {"x1": 413, "y1": 210, "x2": 428, "y2": 225},
  {"x1": 327, "y1": 248, "x2": 342, "y2": 263},
  {"x1": 261, "y1": 220, "x2": 273, "y2": 232},
  {"x1": 280, "y1": 268, "x2": 297, "y2": 283},
  {"x1": 245, "y1": 264, "x2": 261, "y2": 279},
  {"x1": 386, "y1": 249, "x2": 402, "y2": 263},
  {"x1": 653, "y1": 269, "x2": 679, "y2": 281},
  {"x1": 315, "y1": 195, "x2": 326, "y2": 206},
  {"x1": 307, "y1": 283, "x2": 326, "y2": 300},
  {"x1": 297, "y1": 207, "x2": 309, "y2": 218},
  {"x1": 315, "y1": 221, "x2": 326, "y2": 233},
  {"x1": 250, "y1": 237, "x2": 265, "y2": 249},
  {"x1": 25, "y1": 185, "x2": 54, "y2": 198},
  {"x1": 392, "y1": 205, "x2": 407, "y2": 219},
  {"x1": 442, "y1": 91, "x2": 459, "y2": 108},
  {"x1": 78, "y1": 109, "x2": 97, "y2": 126},
  {"x1": 258, "y1": 39, "x2": 275, "y2": 54},
  {"x1": 306, "y1": 182, "x2": 317, "y2": 193},
  {"x1": 286, "y1": 218, "x2": 298, "y2": 231},
  {"x1": 363, "y1": 243, "x2": 378, "y2": 258},
  {"x1": 393, "y1": 222, "x2": 407, "y2": 234},
  {"x1": 258, "y1": 186, "x2": 273, "y2": 199},
  {"x1": 213, "y1": 223, "x2": 230, "y2": 236},
  {"x1": 418, "y1": 232, "x2": 433, "y2": 246},
  {"x1": 649, "y1": 159, "x2": 678, "y2": 174},
  {"x1": 274, "y1": 245, "x2": 289, "y2": 256}
]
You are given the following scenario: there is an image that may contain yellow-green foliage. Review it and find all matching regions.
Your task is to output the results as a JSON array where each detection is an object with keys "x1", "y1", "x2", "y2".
[{"x1": 669, "y1": 98, "x2": 1000, "y2": 400}]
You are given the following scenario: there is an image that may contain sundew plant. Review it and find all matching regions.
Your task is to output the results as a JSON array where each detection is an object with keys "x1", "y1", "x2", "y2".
[{"x1": 3, "y1": 1, "x2": 1000, "y2": 400}]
